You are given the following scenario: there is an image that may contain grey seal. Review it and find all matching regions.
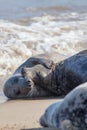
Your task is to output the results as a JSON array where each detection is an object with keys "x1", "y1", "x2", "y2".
[
  {"x1": 4, "y1": 52, "x2": 66, "y2": 99},
  {"x1": 40, "y1": 82, "x2": 87, "y2": 130},
  {"x1": 3, "y1": 50, "x2": 87, "y2": 99},
  {"x1": 3, "y1": 53, "x2": 56, "y2": 99}
]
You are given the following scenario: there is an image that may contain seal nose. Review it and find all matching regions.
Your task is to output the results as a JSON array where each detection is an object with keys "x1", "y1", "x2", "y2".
[{"x1": 27, "y1": 80, "x2": 31, "y2": 86}]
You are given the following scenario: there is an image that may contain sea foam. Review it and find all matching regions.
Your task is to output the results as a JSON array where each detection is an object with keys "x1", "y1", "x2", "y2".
[{"x1": 0, "y1": 15, "x2": 87, "y2": 76}]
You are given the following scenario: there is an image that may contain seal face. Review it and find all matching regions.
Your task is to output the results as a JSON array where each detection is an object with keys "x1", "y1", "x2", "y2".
[
  {"x1": 40, "y1": 83, "x2": 87, "y2": 130},
  {"x1": 3, "y1": 75, "x2": 33, "y2": 99}
]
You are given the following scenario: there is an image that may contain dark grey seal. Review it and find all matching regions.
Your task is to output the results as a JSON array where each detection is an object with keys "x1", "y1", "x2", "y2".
[
  {"x1": 3, "y1": 53, "x2": 66, "y2": 99},
  {"x1": 3, "y1": 50, "x2": 87, "y2": 99},
  {"x1": 40, "y1": 82, "x2": 87, "y2": 130}
]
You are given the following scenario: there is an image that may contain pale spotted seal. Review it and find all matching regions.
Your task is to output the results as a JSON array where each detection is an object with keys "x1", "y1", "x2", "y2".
[
  {"x1": 3, "y1": 50, "x2": 87, "y2": 99},
  {"x1": 40, "y1": 82, "x2": 87, "y2": 130}
]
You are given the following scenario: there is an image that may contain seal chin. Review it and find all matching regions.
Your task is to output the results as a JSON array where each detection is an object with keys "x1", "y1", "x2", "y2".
[{"x1": 3, "y1": 75, "x2": 34, "y2": 99}]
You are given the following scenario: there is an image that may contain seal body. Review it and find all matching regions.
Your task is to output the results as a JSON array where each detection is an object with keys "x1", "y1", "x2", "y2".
[
  {"x1": 42, "y1": 50, "x2": 87, "y2": 96},
  {"x1": 3, "y1": 50, "x2": 87, "y2": 99},
  {"x1": 40, "y1": 82, "x2": 87, "y2": 130}
]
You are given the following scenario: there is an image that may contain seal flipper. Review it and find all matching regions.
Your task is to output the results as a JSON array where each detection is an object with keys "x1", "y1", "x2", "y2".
[
  {"x1": 13, "y1": 56, "x2": 55, "y2": 75},
  {"x1": 27, "y1": 57, "x2": 55, "y2": 69}
]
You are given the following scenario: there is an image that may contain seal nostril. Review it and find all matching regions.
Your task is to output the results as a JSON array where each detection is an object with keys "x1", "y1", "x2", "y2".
[
  {"x1": 27, "y1": 80, "x2": 31, "y2": 83},
  {"x1": 28, "y1": 84, "x2": 31, "y2": 87}
]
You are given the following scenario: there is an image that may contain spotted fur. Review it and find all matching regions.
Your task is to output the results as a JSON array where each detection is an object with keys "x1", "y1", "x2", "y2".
[{"x1": 40, "y1": 82, "x2": 87, "y2": 130}]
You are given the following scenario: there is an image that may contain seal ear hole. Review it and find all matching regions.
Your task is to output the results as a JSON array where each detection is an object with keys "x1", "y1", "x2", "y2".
[{"x1": 27, "y1": 80, "x2": 31, "y2": 85}]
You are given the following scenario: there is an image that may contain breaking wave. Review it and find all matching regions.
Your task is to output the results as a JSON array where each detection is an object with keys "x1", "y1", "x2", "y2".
[{"x1": 0, "y1": 14, "x2": 87, "y2": 76}]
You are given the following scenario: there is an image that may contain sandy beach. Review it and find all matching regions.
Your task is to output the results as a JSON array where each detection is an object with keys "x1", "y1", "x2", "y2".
[{"x1": 0, "y1": 98, "x2": 59, "y2": 130}]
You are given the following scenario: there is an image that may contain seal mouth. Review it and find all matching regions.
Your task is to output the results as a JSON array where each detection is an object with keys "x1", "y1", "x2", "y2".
[
  {"x1": 21, "y1": 67, "x2": 34, "y2": 89},
  {"x1": 13, "y1": 89, "x2": 21, "y2": 96}
]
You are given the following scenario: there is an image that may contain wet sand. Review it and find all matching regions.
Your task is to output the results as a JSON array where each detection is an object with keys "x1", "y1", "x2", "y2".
[{"x1": 0, "y1": 98, "x2": 59, "y2": 130}]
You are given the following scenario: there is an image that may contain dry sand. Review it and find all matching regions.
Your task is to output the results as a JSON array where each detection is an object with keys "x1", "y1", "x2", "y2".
[{"x1": 0, "y1": 96, "x2": 59, "y2": 130}]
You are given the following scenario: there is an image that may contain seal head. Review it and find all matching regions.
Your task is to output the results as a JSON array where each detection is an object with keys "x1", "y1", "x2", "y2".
[{"x1": 3, "y1": 75, "x2": 34, "y2": 99}]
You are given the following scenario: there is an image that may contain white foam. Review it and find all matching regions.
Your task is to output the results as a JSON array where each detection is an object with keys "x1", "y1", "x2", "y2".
[{"x1": 0, "y1": 15, "x2": 87, "y2": 76}]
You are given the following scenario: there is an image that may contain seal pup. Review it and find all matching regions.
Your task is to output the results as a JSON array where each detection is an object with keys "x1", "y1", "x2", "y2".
[
  {"x1": 40, "y1": 82, "x2": 87, "y2": 130},
  {"x1": 3, "y1": 50, "x2": 87, "y2": 99}
]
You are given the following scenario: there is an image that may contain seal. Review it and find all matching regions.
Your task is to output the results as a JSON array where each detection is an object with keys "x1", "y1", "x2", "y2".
[
  {"x1": 3, "y1": 53, "x2": 56, "y2": 99},
  {"x1": 40, "y1": 82, "x2": 87, "y2": 130},
  {"x1": 4, "y1": 52, "x2": 66, "y2": 99},
  {"x1": 3, "y1": 50, "x2": 87, "y2": 99}
]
